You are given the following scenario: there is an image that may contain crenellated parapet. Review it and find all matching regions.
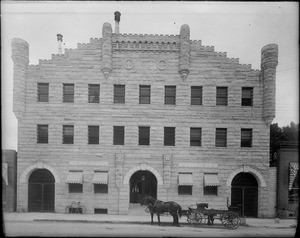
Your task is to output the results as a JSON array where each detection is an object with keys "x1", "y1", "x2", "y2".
[
  {"x1": 101, "y1": 22, "x2": 113, "y2": 79},
  {"x1": 179, "y1": 24, "x2": 191, "y2": 80},
  {"x1": 261, "y1": 44, "x2": 278, "y2": 125},
  {"x1": 112, "y1": 34, "x2": 180, "y2": 52},
  {"x1": 11, "y1": 38, "x2": 29, "y2": 118}
]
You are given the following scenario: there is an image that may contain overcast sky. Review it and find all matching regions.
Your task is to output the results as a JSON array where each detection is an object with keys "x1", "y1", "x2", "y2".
[{"x1": 1, "y1": 1, "x2": 299, "y2": 150}]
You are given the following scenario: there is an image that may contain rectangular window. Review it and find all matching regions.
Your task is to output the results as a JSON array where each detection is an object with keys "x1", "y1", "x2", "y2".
[
  {"x1": 191, "y1": 86, "x2": 202, "y2": 105},
  {"x1": 178, "y1": 186, "x2": 192, "y2": 195},
  {"x1": 139, "y1": 85, "x2": 151, "y2": 104},
  {"x1": 37, "y1": 125, "x2": 48, "y2": 143},
  {"x1": 63, "y1": 84, "x2": 74, "y2": 103},
  {"x1": 88, "y1": 126, "x2": 99, "y2": 144},
  {"x1": 204, "y1": 186, "x2": 218, "y2": 196},
  {"x1": 215, "y1": 128, "x2": 227, "y2": 147},
  {"x1": 114, "y1": 85, "x2": 125, "y2": 103},
  {"x1": 113, "y1": 126, "x2": 124, "y2": 145},
  {"x1": 139, "y1": 126, "x2": 150, "y2": 145},
  {"x1": 63, "y1": 125, "x2": 74, "y2": 144},
  {"x1": 88, "y1": 84, "x2": 100, "y2": 103},
  {"x1": 164, "y1": 127, "x2": 175, "y2": 146},
  {"x1": 241, "y1": 129, "x2": 252, "y2": 147},
  {"x1": 68, "y1": 184, "x2": 83, "y2": 193},
  {"x1": 165, "y1": 86, "x2": 176, "y2": 105},
  {"x1": 94, "y1": 208, "x2": 108, "y2": 214},
  {"x1": 94, "y1": 184, "x2": 108, "y2": 194},
  {"x1": 242, "y1": 87, "x2": 253, "y2": 106},
  {"x1": 37, "y1": 83, "x2": 49, "y2": 102},
  {"x1": 190, "y1": 128, "x2": 202, "y2": 146},
  {"x1": 216, "y1": 87, "x2": 228, "y2": 105}
]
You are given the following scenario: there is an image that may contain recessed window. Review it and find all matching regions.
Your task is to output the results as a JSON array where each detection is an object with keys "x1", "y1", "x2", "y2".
[
  {"x1": 191, "y1": 86, "x2": 202, "y2": 105},
  {"x1": 241, "y1": 129, "x2": 252, "y2": 147},
  {"x1": 94, "y1": 208, "x2": 108, "y2": 214},
  {"x1": 63, "y1": 84, "x2": 74, "y2": 103},
  {"x1": 242, "y1": 87, "x2": 253, "y2": 106},
  {"x1": 164, "y1": 127, "x2": 175, "y2": 146},
  {"x1": 215, "y1": 128, "x2": 227, "y2": 147},
  {"x1": 88, "y1": 126, "x2": 99, "y2": 144},
  {"x1": 203, "y1": 173, "x2": 220, "y2": 196},
  {"x1": 165, "y1": 86, "x2": 176, "y2": 105},
  {"x1": 190, "y1": 128, "x2": 202, "y2": 146},
  {"x1": 63, "y1": 125, "x2": 74, "y2": 144},
  {"x1": 178, "y1": 173, "x2": 193, "y2": 195},
  {"x1": 178, "y1": 186, "x2": 192, "y2": 195},
  {"x1": 68, "y1": 184, "x2": 83, "y2": 193},
  {"x1": 37, "y1": 83, "x2": 49, "y2": 102},
  {"x1": 113, "y1": 126, "x2": 124, "y2": 145},
  {"x1": 139, "y1": 85, "x2": 151, "y2": 104},
  {"x1": 204, "y1": 186, "x2": 218, "y2": 196},
  {"x1": 94, "y1": 184, "x2": 108, "y2": 194},
  {"x1": 114, "y1": 85, "x2": 125, "y2": 103},
  {"x1": 37, "y1": 124, "x2": 48, "y2": 143},
  {"x1": 88, "y1": 84, "x2": 100, "y2": 103},
  {"x1": 216, "y1": 87, "x2": 228, "y2": 106},
  {"x1": 139, "y1": 126, "x2": 150, "y2": 145}
]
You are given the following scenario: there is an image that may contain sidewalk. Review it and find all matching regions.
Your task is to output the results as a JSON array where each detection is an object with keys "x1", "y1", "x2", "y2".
[{"x1": 3, "y1": 212, "x2": 297, "y2": 228}]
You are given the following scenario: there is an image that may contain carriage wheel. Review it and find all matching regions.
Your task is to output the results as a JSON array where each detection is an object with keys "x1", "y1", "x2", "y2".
[
  {"x1": 221, "y1": 212, "x2": 241, "y2": 229},
  {"x1": 187, "y1": 212, "x2": 203, "y2": 226}
]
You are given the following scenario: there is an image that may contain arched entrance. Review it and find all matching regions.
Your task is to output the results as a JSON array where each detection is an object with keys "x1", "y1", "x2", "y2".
[
  {"x1": 28, "y1": 169, "x2": 55, "y2": 212},
  {"x1": 231, "y1": 172, "x2": 258, "y2": 217},
  {"x1": 130, "y1": 170, "x2": 157, "y2": 204}
]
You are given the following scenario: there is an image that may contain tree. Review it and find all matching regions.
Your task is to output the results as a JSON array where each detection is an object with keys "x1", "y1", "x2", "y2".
[{"x1": 269, "y1": 122, "x2": 299, "y2": 167}]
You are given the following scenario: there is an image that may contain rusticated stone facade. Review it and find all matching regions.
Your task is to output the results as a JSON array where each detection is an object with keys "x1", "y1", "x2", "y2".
[{"x1": 12, "y1": 17, "x2": 278, "y2": 217}]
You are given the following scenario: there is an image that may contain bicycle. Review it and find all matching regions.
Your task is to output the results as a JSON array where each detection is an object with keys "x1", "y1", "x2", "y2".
[{"x1": 65, "y1": 201, "x2": 86, "y2": 214}]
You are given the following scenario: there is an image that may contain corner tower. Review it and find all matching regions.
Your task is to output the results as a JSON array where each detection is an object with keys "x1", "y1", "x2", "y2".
[
  {"x1": 260, "y1": 44, "x2": 278, "y2": 125},
  {"x1": 11, "y1": 38, "x2": 29, "y2": 119}
]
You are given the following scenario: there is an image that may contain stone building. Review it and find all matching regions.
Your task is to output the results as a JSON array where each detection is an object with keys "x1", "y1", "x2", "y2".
[{"x1": 12, "y1": 12, "x2": 278, "y2": 217}]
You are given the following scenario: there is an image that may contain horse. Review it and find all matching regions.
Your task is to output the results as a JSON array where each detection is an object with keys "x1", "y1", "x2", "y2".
[{"x1": 140, "y1": 195, "x2": 182, "y2": 227}]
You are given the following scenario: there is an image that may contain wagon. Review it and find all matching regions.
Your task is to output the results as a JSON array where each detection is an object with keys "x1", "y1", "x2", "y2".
[{"x1": 186, "y1": 203, "x2": 241, "y2": 229}]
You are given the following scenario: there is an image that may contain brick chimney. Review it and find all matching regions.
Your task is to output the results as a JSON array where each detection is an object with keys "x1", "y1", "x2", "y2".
[
  {"x1": 57, "y1": 34, "x2": 63, "y2": 54},
  {"x1": 114, "y1": 11, "x2": 121, "y2": 34}
]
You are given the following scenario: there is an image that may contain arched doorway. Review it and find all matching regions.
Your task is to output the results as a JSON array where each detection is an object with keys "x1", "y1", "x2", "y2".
[
  {"x1": 231, "y1": 172, "x2": 258, "y2": 217},
  {"x1": 130, "y1": 170, "x2": 157, "y2": 204},
  {"x1": 28, "y1": 169, "x2": 55, "y2": 212}
]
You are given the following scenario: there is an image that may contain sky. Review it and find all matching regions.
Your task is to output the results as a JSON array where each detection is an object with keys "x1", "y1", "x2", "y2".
[{"x1": 1, "y1": 1, "x2": 299, "y2": 151}]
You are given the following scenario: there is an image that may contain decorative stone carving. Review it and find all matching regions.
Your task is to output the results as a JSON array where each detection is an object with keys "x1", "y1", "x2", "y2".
[
  {"x1": 163, "y1": 154, "x2": 172, "y2": 189},
  {"x1": 124, "y1": 59, "x2": 134, "y2": 70},
  {"x1": 179, "y1": 24, "x2": 190, "y2": 80},
  {"x1": 101, "y1": 22, "x2": 112, "y2": 79},
  {"x1": 157, "y1": 60, "x2": 167, "y2": 70},
  {"x1": 115, "y1": 153, "x2": 125, "y2": 188}
]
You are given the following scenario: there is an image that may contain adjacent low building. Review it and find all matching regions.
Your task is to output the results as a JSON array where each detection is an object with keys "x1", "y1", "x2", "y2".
[
  {"x1": 2, "y1": 150, "x2": 17, "y2": 212},
  {"x1": 12, "y1": 12, "x2": 278, "y2": 217}
]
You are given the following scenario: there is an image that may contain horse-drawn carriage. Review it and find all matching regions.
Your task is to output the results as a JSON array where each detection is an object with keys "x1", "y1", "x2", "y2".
[
  {"x1": 141, "y1": 196, "x2": 241, "y2": 229},
  {"x1": 186, "y1": 203, "x2": 241, "y2": 229}
]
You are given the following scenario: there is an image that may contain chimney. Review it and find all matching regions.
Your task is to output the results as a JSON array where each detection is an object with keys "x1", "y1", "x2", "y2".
[
  {"x1": 114, "y1": 11, "x2": 121, "y2": 34},
  {"x1": 56, "y1": 34, "x2": 63, "y2": 54}
]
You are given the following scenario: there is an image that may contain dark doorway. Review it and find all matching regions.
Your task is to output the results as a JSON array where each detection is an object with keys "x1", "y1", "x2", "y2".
[
  {"x1": 130, "y1": 170, "x2": 157, "y2": 204},
  {"x1": 28, "y1": 169, "x2": 55, "y2": 212},
  {"x1": 231, "y1": 172, "x2": 258, "y2": 217}
]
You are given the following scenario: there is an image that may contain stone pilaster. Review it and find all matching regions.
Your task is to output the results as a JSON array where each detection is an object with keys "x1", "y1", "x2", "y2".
[
  {"x1": 163, "y1": 154, "x2": 172, "y2": 189},
  {"x1": 179, "y1": 24, "x2": 190, "y2": 80},
  {"x1": 261, "y1": 44, "x2": 278, "y2": 125},
  {"x1": 101, "y1": 22, "x2": 112, "y2": 79},
  {"x1": 115, "y1": 153, "x2": 125, "y2": 188}
]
